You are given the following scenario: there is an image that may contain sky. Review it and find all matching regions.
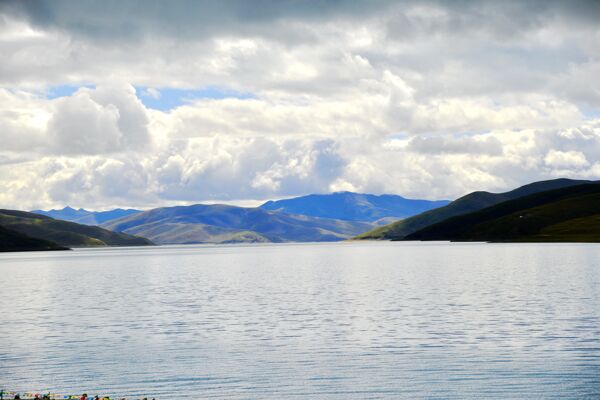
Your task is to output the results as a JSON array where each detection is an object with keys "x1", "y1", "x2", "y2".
[{"x1": 1, "y1": 0, "x2": 600, "y2": 210}]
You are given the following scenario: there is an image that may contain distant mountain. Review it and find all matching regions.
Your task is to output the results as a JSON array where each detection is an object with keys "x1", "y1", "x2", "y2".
[
  {"x1": 0, "y1": 209, "x2": 153, "y2": 247},
  {"x1": 260, "y1": 192, "x2": 449, "y2": 222},
  {"x1": 405, "y1": 183, "x2": 600, "y2": 242},
  {"x1": 31, "y1": 206, "x2": 141, "y2": 225},
  {"x1": 356, "y1": 178, "x2": 597, "y2": 240},
  {"x1": 102, "y1": 204, "x2": 373, "y2": 244},
  {"x1": 0, "y1": 225, "x2": 68, "y2": 252}
]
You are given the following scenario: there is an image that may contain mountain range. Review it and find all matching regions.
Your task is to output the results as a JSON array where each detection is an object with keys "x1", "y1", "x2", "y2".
[
  {"x1": 356, "y1": 178, "x2": 596, "y2": 240},
  {"x1": 260, "y1": 192, "x2": 449, "y2": 223},
  {"x1": 31, "y1": 206, "x2": 141, "y2": 225},
  {"x1": 28, "y1": 192, "x2": 449, "y2": 246},
  {"x1": 0, "y1": 209, "x2": 152, "y2": 251},
  {"x1": 7, "y1": 179, "x2": 600, "y2": 252},
  {"x1": 101, "y1": 204, "x2": 373, "y2": 244}
]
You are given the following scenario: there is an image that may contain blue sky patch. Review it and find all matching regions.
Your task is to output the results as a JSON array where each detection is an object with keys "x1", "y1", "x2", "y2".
[
  {"x1": 135, "y1": 86, "x2": 256, "y2": 111},
  {"x1": 45, "y1": 84, "x2": 95, "y2": 99},
  {"x1": 579, "y1": 104, "x2": 600, "y2": 119}
]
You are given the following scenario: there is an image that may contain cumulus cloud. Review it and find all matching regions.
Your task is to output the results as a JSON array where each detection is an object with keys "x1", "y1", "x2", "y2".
[
  {"x1": 0, "y1": 84, "x2": 151, "y2": 156},
  {"x1": 48, "y1": 91, "x2": 123, "y2": 154},
  {"x1": 544, "y1": 150, "x2": 589, "y2": 169},
  {"x1": 47, "y1": 85, "x2": 150, "y2": 154},
  {"x1": 0, "y1": 0, "x2": 600, "y2": 209}
]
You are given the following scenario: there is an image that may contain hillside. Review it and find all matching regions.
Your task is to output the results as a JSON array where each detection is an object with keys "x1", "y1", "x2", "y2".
[
  {"x1": 260, "y1": 191, "x2": 449, "y2": 222},
  {"x1": 355, "y1": 178, "x2": 596, "y2": 240},
  {"x1": 102, "y1": 204, "x2": 373, "y2": 244},
  {"x1": 0, "y1": 225, "x2": 68, "y2": 252},
  {"x1": 32, "y1": 206, "x2": 141, "y2": 225},
  {"x1": 0, "y1": 210, "x2": 153, "y2": 247},
  {"x1": 405, "y1": 184, "x2": 600, "y2": 242}
]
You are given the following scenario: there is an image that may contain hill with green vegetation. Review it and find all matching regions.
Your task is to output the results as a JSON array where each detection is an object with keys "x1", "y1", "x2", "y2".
[
  {"x1": 102, "y1": 203, "x2": 373, "y2": 244},
  {"x1": 405, "y1": 184, "x2": 600, "y2": 242},
  {"x1": 0, "y1": 225, "x2": 68, "y2": 252},
  {"x1": 0, "y1": 210, "x2": 153, "y2": 248},
  {"x1": 354, "y1": 178, "x2": 596, "y2": 240}
]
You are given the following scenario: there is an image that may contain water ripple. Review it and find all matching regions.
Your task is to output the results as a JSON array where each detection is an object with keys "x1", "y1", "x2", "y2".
[{"x1": 1, "y1": 242, "x2": 600, "y2": 399}]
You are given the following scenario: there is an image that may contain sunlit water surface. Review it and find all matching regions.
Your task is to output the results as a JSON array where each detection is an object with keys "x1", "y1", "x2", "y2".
[{"x1": 1, "y1": 242, "x2": 600, "y2": 399}]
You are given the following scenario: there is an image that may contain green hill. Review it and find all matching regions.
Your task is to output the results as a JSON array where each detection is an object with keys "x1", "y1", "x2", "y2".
[
  {"x1": 0, "y1": 225, "x2": 68, "y2": 252},
  {"x1": 355, "y1": 178, "x2": 596, "y2": 240},
  {"x1": 405, "y1": 184, "x2": 600, "y2": 242},
  {"x1": 0, "y1": 209, "x2": 153, "y2": 247}
]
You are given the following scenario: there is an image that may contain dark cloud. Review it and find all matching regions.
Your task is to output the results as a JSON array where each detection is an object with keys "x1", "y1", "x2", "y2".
[
  {"x1": 3, "y1": 0, "x2": 599, "y2": 44},
  {"x1": 1, "y1": 0, "x2": 395, "y2": 43}
]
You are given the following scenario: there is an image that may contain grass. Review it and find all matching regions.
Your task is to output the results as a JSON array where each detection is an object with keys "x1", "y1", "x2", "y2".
[{"x1": 405, "y1": 184, "x2": 600, "y2": 242}]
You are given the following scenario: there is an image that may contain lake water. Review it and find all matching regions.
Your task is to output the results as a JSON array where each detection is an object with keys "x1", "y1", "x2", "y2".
[{"x1": 1, "y1": 242, "x2": 600, "y2": 399}]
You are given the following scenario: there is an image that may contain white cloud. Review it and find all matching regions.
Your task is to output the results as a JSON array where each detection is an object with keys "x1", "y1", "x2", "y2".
[
  {"x1": 407, "y1": 134, "x2": 504, "y2": 156},
  {"x1": 544, "y1": 149, "x2": 589, "y2": 169},
  {"x1": 0, "y1": 84, "x2": 152, "y2": 156},
  {"x1": 1, "y1": 1, "x2": 600, "y2": 209},
  {"x1": 48, "y1": 91, "x2": 123, "y2": 154},
  {"x1": 143, "y1": 87, "x2": 161, "y2": 99}
]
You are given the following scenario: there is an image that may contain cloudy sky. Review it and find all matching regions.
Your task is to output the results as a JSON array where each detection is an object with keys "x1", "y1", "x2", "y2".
[{"x1": 2, "y1": 0, "x2": 600, "y2": 210}]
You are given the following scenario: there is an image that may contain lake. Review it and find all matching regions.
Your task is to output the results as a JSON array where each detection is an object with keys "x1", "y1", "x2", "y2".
[{"x1": 1, "y1": 242, "x2": 600, "y2": 399}]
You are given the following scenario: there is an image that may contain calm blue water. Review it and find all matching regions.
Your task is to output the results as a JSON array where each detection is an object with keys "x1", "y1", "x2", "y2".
[{"x1": 1, "y1": 242, "x2": 600, "y2": 399}]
